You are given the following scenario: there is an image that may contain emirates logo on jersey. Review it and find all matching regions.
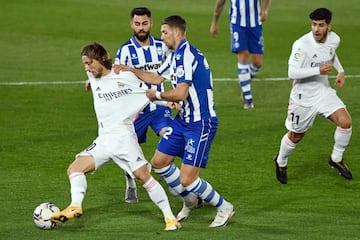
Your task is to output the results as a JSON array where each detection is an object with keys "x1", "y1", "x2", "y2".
[{"x1": 98, "y1": 88, "x2": 133, "y2": 102}]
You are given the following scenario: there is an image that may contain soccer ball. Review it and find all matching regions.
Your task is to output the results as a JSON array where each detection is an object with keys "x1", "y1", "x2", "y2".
[{"x1": 33, "y1": 202, "x2": 60, "y2": 230}]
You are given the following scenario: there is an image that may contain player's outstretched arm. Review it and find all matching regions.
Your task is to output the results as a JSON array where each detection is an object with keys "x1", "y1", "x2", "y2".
[
  {"x1": 147, "y1": 83, "x2": 189, "y2": 102},
  {"x1": 117, "y1": 64, "x2": 165, "y2": 85}
]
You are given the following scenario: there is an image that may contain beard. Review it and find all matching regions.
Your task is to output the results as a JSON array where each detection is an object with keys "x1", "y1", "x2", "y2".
[
  {"x1": 91, "y1": 67, "x2": 103, "y2": 78},
  {"x1": 134, "y1": 31, "x2": 150, "y2": 42}
]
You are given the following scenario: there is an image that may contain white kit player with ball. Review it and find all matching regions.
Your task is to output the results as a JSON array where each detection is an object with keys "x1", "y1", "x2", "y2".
[
  {"x1": 50, "y1": 42, "x2": 180, "y2": 231},
  {"x1": 274, "y1": 8, "x2": 353, "y2": 184}
]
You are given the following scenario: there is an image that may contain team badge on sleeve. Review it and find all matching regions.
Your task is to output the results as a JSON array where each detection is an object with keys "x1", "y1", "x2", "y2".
[
  {"x1": 293, "y1": 52, "x2": 302, "y2": 61},
  {"x1": 176, "y1": 65, "x2": 185, "y2": 78}
]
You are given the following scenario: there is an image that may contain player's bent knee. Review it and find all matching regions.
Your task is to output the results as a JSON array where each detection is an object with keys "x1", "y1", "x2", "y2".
[
  {"x1": 133, "y1": 165, "x2": 151, "y2": 184},
  {"x1": 67, "y1": 156, "x2": 95, "y2": 176},
  {"x1": 288, "y1": 131, "x2": 305, "y2": 143},
  {"x1": 339, "y1": 121, "x2": 352, "y2": 129},
  {"x1": 337, "y1": 115, "x2": 352, "y2": 129}
]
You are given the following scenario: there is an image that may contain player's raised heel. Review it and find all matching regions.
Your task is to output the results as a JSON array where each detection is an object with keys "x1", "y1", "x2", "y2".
[
  {"x1": 176, "y1": 196, "x2": 203, "y2": 222},
  {"x1": 50, "y1": 206, "x2": 83, "y2": 223},
  {"x1": 328, "y1": 157, "x2": 353, "y2": 179},
  {"x1": 209, "y1": 201, "x2": 235, "y2": 227},
  {"x1": 274, "y1": 154, "x2": 288, "y2": 184},
  {"x1": 164, "y1": 218, "x2": 181, "y2": 231},
  {"x1": 176, "y1": 203, "x2": 191, "y2": 222}
]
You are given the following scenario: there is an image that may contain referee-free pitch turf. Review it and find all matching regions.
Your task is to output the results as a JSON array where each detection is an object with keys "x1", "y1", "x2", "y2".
[{"x1": 1, "y1": 0, "x2": 359, "y2": 239}]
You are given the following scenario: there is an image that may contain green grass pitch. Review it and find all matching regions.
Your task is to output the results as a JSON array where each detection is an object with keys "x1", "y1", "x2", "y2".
[{"x1": 1, "y1": 0, "x2": 360, "y2": 239}]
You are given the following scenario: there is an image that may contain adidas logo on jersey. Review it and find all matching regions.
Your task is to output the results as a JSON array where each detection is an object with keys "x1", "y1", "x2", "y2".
[{"x1": 312, "y1": 54, "x2": 318, "y2": 58}]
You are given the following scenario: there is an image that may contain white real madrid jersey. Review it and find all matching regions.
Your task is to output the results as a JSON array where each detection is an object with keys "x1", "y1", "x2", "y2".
[
  {"x1": 88, "y1": 69, "x2": 149, "y2": 135},
  {"x1": 288, "y1": 31, "x2": 340, "y2": 106}
]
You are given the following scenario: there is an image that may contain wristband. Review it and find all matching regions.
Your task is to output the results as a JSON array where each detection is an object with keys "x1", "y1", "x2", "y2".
[{"x1": 155, "y1": 91, "x2": 162, "y2": 100}]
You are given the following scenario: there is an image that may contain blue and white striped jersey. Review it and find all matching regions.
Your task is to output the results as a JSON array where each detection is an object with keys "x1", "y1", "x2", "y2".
[
  {"x1": 115, "y1": 35, "x2": 169, "y2": 111},
  {"x1": 157, "y1": 39, "x2": 217, "y2": 123},
  {"x1": 230, "y1": 0, "x2": 262, "y2": 27}
]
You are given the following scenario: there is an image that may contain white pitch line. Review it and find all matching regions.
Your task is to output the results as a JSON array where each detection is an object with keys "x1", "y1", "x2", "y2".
[
  {"x1": 0, "y1": 75, "x2": 359, "y2": 85},
  {"x1": 0, "y1": 81, "x2": 85, "y2": 85},
  {"x1": 215, "y1": 74, "x2": 360, "y2": 81}
]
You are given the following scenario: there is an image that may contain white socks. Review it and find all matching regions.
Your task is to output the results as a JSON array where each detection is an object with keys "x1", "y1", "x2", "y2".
[
  {"x1": 69, "y1": 172, "x2": 87, "y2": 207},
  {"x1": 331, "y1": 127, "x2": 352, "y2": 162},
  {"x1": 277, "y1": 134, "x2": 296, "y2": 167},
  {"x1": 143, "y1": 176, "x2": 175, "y2": 220}
]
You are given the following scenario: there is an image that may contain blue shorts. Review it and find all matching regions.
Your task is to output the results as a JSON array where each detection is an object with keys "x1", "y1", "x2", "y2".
[
  {"x1": 157, "y1": 116, "x2": 218, "y2": 168},
  {"x1": 134, "y1": 105, "x2": 173, "y2": 144},
  {"x1": 231, "y1": 24, "x2": 264, "y2": 54}
]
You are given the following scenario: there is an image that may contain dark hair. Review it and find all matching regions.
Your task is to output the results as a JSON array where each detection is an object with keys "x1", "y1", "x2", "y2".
[
  {"x1": 161, "y1": 15, "x2": 186, "y2": 34},
  {"x1": 81, "y1": 42, "x2": 112, "y2": 70},
  {"x1": 131, "y1": 7, "x2": 151, "y2": 18},
  {"x1": 309, "y1": 8, "x2": 332, "y2": 24}
]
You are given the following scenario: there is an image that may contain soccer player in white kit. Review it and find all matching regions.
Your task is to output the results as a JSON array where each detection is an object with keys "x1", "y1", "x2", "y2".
[
  {"x1": 51, "y1": 42, "x2": 181, "y2": 231},
  {"x1": 273, "y1": 8, "x2": 353, "y2": 184}
]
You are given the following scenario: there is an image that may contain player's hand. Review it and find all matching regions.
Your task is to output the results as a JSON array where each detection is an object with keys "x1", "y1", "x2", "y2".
[
  {"x1": 113, "y1": 64, "x2": 121, "y2": 74},
  {"x1": 260, "y1": 10, "x2": 268, "y2": 22},
  {"x1": 167, "y1": 101, "x2": 181, "y2": 110},
  {"x1": 146, "y1": 89, "x2": 157, "y2": 101},
  {"x1": 114, "y1": 64, "x2": 132, "y2": 74},
  {"x1": 335, "y1": 72, "x2": 345, "y2": 88},
  {"x1": 210, "y1": 23, "x2": 218, "y2": 38},
  {"x1": 319, "y1": 64, "x2": 332, "y2": 75},
  {"x1": 85, "y1": 79, "x2": 91, "y2": 91}
]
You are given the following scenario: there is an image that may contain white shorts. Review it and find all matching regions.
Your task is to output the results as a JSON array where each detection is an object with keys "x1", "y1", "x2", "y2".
[
  {"x1": 76, "y1": 132, "x2": 148, "y2": 178},
  {"x1": 285, "y1": 90, "x2": 346, "y2": 133}
]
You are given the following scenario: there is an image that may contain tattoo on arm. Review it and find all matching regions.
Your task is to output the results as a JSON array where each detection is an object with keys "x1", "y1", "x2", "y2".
[{"x1": 213, "y1": 0, "x2": 226, "y2": 22}]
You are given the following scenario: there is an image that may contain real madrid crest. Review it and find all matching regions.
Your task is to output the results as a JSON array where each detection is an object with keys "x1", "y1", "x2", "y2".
[{"x1": 117, "y1": 82, "x2": 124, "y2": 88}]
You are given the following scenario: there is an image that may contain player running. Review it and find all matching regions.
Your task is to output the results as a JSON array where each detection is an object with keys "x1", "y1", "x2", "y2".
[{"x1": 273, "y1": 8, "x2": 353, "y2": 184}]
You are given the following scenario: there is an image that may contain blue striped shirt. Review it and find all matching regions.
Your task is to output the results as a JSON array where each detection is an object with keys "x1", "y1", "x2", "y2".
[
  {"x1": 115, "y1": 35, "x2": 168, "y2": 111},
  {"x1": 157, "y1": 40, "x2": 217, "y2": 123},
  {"x1": 230, "y1": 0, "x2": 262, "y2": 27}
]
